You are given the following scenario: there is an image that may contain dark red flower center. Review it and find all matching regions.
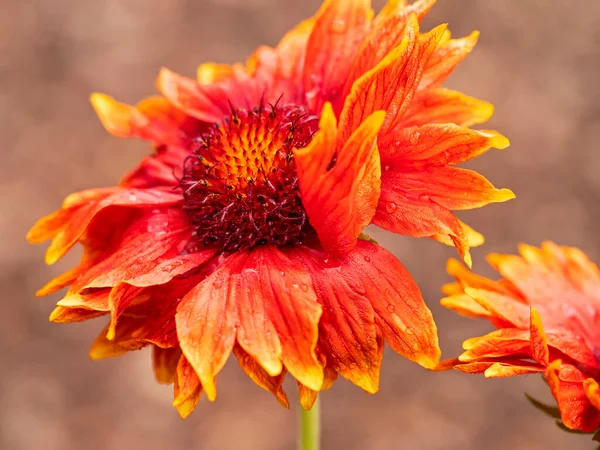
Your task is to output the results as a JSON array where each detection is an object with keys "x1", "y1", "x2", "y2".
[{"x1": 180, "y1": 102, "x2": 319, "y2": 252}]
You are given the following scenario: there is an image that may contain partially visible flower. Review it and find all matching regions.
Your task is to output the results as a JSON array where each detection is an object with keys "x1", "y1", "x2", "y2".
[
  {"x1": 441, "y1": 242, "x2": 600, "y2": 433},
  {"x1": 28, "y1": 0, "x2": 511, "y2": 417}
]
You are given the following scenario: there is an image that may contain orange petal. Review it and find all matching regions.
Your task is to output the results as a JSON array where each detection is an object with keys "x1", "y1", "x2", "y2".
[
  {"x1": 175, "y1": 254, "x2": 241, "y2": 401},
  {"x1": 49, "y1": 306, "x2": 106, "y2": 323},
  {"x1": 432, "y1": 219, "x2": 484, "y2": 254},
  {"x1": 173, "y1": 355, "x2": 203, "y2": 419},
  {"x1": 463, "y1": 287, "x2": 530, "y2": 328},
  {"x1": 339, "y1": 19, "x2": 446, "y2": 141},
  {"x1": 295, "y1": 103, "x2": 385, "y2": 255},
  {"x1": 379, "y1": 124, "x2": 509, "y2": 168},
  {"x1": 152, "y1": 346, "x2": 182, "y2": 384},
  {"x1": 107, "y1": 283, "x2": 146, "y2": 340},
  {"x1": 91, "y1": 94, "x2": 191, "y2": 147},
  {"x1": 445, "y1": 257, "x2": 514, "y2": 295},
  {"x1": 344, "y1": 0, "x2": 436, "y2": 93},
  {"x1": 298, "y1": 382, "x2": 319, "y2": 410},
  {"x1": 545, "y1": 361, "x2": 600, "y2": 432},
  {"x1": 389, "y1": 167, "x2": 514, "y2": 211},
  {"x1": 29, "y1": 188, "x2": 182, "y2": 265},
  {"x1": 235, "y1": 246, "x2": 323, "y2": 390},
  {"x1": 440, "y1": 294, "x2": 491, "y2": 319},
  {"x1": 89, "y1": 318, "x2": 146, "y2": 360},
  {"x1": 459, "y1": 328, "x2": 532, "y2": 362},
  {"x1": 484, "y1": 361, "x2": 544, "y2": 378},
  {"x1": 374, "y1": 178, "x2": 472, "y2": 264},
  {"x1": 401, "y1": 88, "x2": 494, "y2": 128},
  {"x1": 303, "y1": 0, "x2": 373, "y2": 112},
  {"x1": 290, "y1": 246, "x2": 382, "y2": 393},
  {"x1": 529, "y1": 308, "x2": 549, "y2": 366},
  {"x1": 234, "y1": 346, "x2": 290, "y2": 408},
  {"x1": 583, "y1": 378, "x2": 600, "y2": 411},
  {"x1": 419, "y1": 30, "x2": 479, "y2": 90}
]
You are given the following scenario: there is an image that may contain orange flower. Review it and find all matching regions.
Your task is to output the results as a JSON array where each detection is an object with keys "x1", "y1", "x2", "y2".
[
  {"x1": 28, "y1": 0, "x2": 511, "y2": 417},
  {"x1": 441, "y1": 242, "x2": 600, "y2": 433}
]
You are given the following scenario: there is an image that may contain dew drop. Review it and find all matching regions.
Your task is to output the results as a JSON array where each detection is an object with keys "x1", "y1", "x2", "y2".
[
  {"x1": 300, "y1": 283, "x2": 309, "y2": 292},
  {"x1": 128, "y1": 193, "x2": 137, "y2": 202},
  {"x1": 383, "y1": 165, "x2": 390, "y2": 172},
  {"x1": 386, "y1": 303, "x2": 395, "y2": 313},
  {"x1": 385, "y1": 201, "x2": 397, "y2": 213},
  {"x1": 364, "y1": 255, "x2": 371, "y2": 262}
]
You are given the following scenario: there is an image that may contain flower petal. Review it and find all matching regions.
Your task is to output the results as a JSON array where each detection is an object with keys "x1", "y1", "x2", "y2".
[
  {"x1": 545, "y1": 361, "x2": 600, "y2": 432},
  {"x1": 295, "y1": 103, "x2": 385, "y2": 255},
  {"x1": 290, "y1": 246, "x2": 382, "y2": 393},
  {"x1": 339, "y1": 19, "x2": 446, "y2": 141},
  {"x1": 173, "y1": 355, "x2": 203, "y2": 419},
  {"x1": 344, "y1": 0, "x2": 436, "y2": 93},
  {"x1": 386, "y1": 167, "x2": 514, "y2": 211},
  {"x1": 302, "y1": 0, "x2": 373, "y2": 112},
  {"x1": 530, "y1": 308, "x2": 549, "y2": 366},
  {"x1": 401, "y1": 88, "x2": 494, "y2": 128},
  {"x1": 379, "y1": 124, "x2": 509, "y2": 168},
  {"x1": 152, "y1": 346, "x2": 181, "y2": 384},
  {"x1": 90, "y1": 94, "x2": 194, "y2": 147},
  {"x1": 175, "y1": 254, "x2": 241, "y2": 401},
  {"x1": 234, "y1": 346, "x2": 290, "y2": 408},
  {"x1": 419, "y1": 30, "x2": 479, "y2": 90},
  {"x1": 234, "y1": 246, "x2": 323, "y2": 390},
  {"x1": 584, "y1": 378, "x2": 600, "y2": 411}
]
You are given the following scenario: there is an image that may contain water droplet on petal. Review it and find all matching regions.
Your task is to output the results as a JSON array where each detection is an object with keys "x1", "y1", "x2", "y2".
[
  {"x1": 386, "y1": 304, "x2": 395, "y2": 313},
  {"x1": 331, "y1": 18, "x2": 347, "y2": 33},
  {"x1": 364, "y1": 255, "x2": 371, "y2": 262},
  {"x1": 386, "y1": 202, "x2": 397, "y2": 213},
  {"x1": 300, "y1": 283, "x2": 309, "y2": 292}
]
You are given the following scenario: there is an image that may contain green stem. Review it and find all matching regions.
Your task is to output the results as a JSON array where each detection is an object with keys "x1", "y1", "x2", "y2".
[{"x1": 298, "y1": 397, "x2": 321, "y2": 450}]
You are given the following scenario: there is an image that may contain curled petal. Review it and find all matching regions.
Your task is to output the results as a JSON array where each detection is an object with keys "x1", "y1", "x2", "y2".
[
  {"x1": 529, "y1": 308, "x2": 549, "y2": 366},
  {"x1": 584, "y1": 378, "x2": 600, "y2": 411},
  {"x1": 295, "y1": 103, "x2": 385, "y2": 255}
]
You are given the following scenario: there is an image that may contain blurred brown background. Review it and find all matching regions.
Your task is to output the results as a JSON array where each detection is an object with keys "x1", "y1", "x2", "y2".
[{"x1": 3, "y1": 0, "x2": 600, "y2": 449}]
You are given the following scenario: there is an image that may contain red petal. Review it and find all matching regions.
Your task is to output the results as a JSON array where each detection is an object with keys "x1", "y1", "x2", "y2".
[
  {"x1": 29, "y1": 188, "x2": 182, "y2": 265},
  {"x1": 545, "y1": 361, "x2": 600, "y2": 432},
  {"x1": 74, "y1": 210, "x2": 192, "y2": 290},
  {"x1": 290, "y1": 246, "x2": 381, "y2": 392},
  {"x1": 401, "y1": 88, "x2": 494, "y2": 128},
  {"x1": 373, "y1": 179, "x2": 472, "y2": 264},
  {"x1": 459, "y1": 328, "x2": 532, "y2": 362},
  {"x1": 303, "y1": 0, "x2": 373, "y2": 112},
  {"x1": 339, "y1": 19, "x2": 445, "y2": 141},
  {"x1": 295, "y1": 103, "x2": 385, "y2": 255},
  {"x1": 234, "y1": 246, "x2": 323, "y2": 390}
]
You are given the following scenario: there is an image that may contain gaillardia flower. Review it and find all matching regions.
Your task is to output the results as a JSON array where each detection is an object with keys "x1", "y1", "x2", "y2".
[
  {"x1": 441, "y1": 242, "x2": 600, "y2": 433},
  {"x1": 28, "y1": 0, "x2": 512, "y2": 417}
]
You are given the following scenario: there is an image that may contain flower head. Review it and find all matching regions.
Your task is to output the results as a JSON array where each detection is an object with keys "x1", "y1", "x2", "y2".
[
  {"x1": 441, "y1": 242, "x2": 600, "y2": 433},
  {"x1": 28, "y1": 0, "x2": 511, "y2": 417}
]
